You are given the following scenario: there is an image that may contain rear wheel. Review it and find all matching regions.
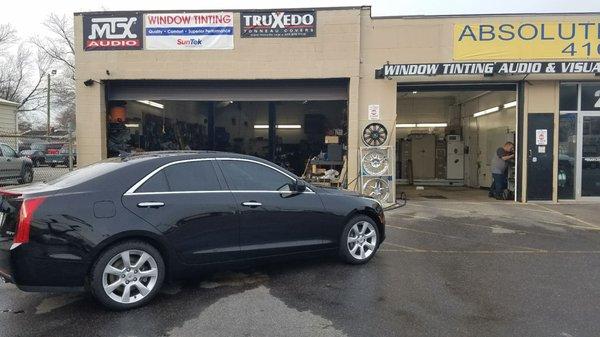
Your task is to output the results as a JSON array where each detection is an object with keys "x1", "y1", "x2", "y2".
[
  {"x1": 339, "y1": 215, "x2": 380, "y2": 264},
  {"x1": 17, "y1": 166, "x2": 33, "y2": 184},
  {"x1": 90, "y1": 240, "x2": 164, "y2": 310}
]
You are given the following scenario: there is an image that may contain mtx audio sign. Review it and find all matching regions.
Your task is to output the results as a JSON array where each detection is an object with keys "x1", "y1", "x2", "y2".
[
  {"x1": 240, "y1": 10, "x2": 316, "y2": 38},
  {"x1": 83, "y1": 12, "x2": 144, "y2": 51}
]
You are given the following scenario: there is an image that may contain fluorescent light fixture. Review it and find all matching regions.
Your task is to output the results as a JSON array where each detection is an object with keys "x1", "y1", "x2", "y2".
[
  {"x1": 124, "y1": 123, "x2": 140, "y2": 128},
  {"x1": 411, "y1": 91, "x2": 418, "y2": 94},
  {"x1": 396, "y1": 123, "x2": 417, "y2": 128},
  {"x1": 417, "y1": 123, "x2": 447, "y2": 128},
  {"x1": 473, "y1": 106, "x2": 500, "y2": 118},
  {"x1": 277, "y1": 124, "x2": 301, "y2": 129},
  {"x1": 254, "y1": 124, "x2": 302, "y2": 129},
  {"x1": 503, "y1": 101, "x2": 517, "y2": 109},
  {"x1": 136, "y1": 100, "x2": 164, "y2": 109}
]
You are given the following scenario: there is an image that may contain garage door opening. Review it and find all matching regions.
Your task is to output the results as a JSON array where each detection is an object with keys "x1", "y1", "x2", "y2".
[
  {"x1": 105, "y1": 80, "x2": 349, "y2": 179},
  {"x1": 396, "y1": 84, "x2": 518, "y2": 201}
]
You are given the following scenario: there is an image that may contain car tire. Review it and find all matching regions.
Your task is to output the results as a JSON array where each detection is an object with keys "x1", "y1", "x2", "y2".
[
  {"x1": 49, "y1": 164, "x2": 56, "y2": 168},
  {"x1": 17, "y1": 165, "x2": 33, "y2": 184},
  {"x1": 339, "y1": 215, "x2": 380, "y2": 265},
  {"x1": 33, "y1": 159, "x2": 39, "y2": 168},
  {"x1": 90, "y1": 240, "x2": 165, "y2": 311}
]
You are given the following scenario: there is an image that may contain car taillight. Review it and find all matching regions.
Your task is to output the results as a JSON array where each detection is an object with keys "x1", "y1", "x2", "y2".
[{"x1": 14, "y1": 197, "x2": 46, "y2": 245}]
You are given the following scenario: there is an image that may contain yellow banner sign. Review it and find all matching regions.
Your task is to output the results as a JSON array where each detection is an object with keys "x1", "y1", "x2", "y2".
[{"x1": 454, "y1": 22, "x2": 600, "y2": 60}]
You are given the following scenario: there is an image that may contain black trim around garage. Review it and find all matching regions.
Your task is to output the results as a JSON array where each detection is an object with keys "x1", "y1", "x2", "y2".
[
  {"x1": 517, "y1": 81, "x2": 525, "y2": 202},
  {"x1": 107, "y1": 79, "x2": 350, "y2": 102},
  {"x1": 397, "y1": 82, "x2": 517, "y2": 92}
]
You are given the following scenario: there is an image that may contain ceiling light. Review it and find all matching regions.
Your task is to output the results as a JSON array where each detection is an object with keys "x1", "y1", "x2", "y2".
[
  {"x1": 503, "y1": 101, "x2": 517, "y2": 109},
  {"x1": 124, "y1": 123, "x2": 140, "y2": 128},
  {"x1": 136, "y1": 100, "x2": 164, "y2": 109},
  {"x1": 473, "y1": 106, "x2": 500, "y2": 118},
  {"x1": 417, "y1": 123, "x2": 447, "y2": 128},
  {"x1": 396, "y1": 123, "x2": 417, "y2": 128},
  {"x1": 253, "y1": 124, "x2": 302, "y2": 129},
  {"x1": 412, "y1": 91, "x2": 418, "y2": 94}
]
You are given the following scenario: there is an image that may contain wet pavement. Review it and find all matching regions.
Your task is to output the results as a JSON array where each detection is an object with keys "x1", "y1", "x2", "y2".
[{"x1": 2, "y1": 199, "x2": 600, "y2": 337}]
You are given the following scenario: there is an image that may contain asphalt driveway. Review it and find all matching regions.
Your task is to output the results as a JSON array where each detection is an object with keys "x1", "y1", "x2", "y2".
[{"x1": 2, "y1": 199, "x2": 600, "y2": 337}]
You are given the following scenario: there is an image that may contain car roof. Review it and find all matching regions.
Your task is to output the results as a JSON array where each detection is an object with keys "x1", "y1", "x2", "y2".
[{"x1": 121, "y1": 150, "x2": 259, "y2": 162}]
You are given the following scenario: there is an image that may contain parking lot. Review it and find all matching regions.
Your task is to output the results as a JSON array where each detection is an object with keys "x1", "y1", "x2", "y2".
[
  {"x1": 2, "y1": 198, "x2": 600, "y2": 337},
  {"x1": 0, "y1": 166, "x2": 70, "y2": 187}
]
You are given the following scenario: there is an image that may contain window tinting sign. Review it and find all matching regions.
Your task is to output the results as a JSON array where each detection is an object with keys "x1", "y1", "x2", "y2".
[
  {"x1": 83, "y1": 12, "x2": 143, "y2": 51},
  {"x1": 241, "y1": 11, "x2": 316, "y2": 38}
]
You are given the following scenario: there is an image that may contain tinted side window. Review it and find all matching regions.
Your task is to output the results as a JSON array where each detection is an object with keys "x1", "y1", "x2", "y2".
[
  {"x1": 163, "y1": 161, "x2": 221, "y2": 191},
  {"x1": 136, "y1": 171, "x2": 170, "y2": 193},
  {"x1": 0, "y1": 145, "x2": 16, "y2": 158},
  {"x1": 220, "y1": 160, "x2": 293, "y2": 191},
  {"x1": 137, "y1": 160, "x2": 221, "y2": 192}
]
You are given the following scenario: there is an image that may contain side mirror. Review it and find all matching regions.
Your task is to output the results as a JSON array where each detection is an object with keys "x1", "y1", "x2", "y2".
[{"x1": 294, "y1": 180, "x2": 307, "y2": 193}]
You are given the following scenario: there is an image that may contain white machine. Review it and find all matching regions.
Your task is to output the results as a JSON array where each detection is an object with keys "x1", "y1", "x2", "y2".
[{"x1": 446, "y1": 135, "x2": 464, "y2": 180}]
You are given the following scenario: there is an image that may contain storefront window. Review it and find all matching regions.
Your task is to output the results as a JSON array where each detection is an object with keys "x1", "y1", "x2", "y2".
[
  {"x1": 581, "y1": 84, "x2": 600, "y2": 111},
  {"x1": 581, "y1": 116, "x2": 600, "y2": 197},
  {"x1": 559, "y1": 83, "x2": 578, "y2": 111},
  {"x1": 558, "y1": 114, "x2": 577, "y2": 199}
]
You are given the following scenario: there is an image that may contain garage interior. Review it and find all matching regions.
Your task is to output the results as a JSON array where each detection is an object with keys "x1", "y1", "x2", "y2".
[
  {"x1": 105, "y1": 80, "x2": 349, "y2": 182},
  {"x1": 395, "y1": 84, "x2": 517, "y2": 200}
]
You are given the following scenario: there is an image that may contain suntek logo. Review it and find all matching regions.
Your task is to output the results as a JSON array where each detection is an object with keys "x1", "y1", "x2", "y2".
[{"x1": 88, "y1": 17, "x2": 138, "y2": 39}]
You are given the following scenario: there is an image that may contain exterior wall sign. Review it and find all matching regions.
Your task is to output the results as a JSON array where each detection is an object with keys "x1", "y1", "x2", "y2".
[
  {"x1": 376, "y1": 61, "x2": 600, "y2": 78},
  {"x1": 368, "y1": 105, "x2": 380, "y2": 120},
  {"x1": 454, "y1": 22, "x2": 600, "y2": 60},
  {"x1": 240, "y1": 11, "x2": 316, "y2": 38},
  {"x1": 144, "y1": 13, "x2": 234, "y2": 50},
  {"x1": 83, "y1": 12, "x2": 144, "y2": 51}
]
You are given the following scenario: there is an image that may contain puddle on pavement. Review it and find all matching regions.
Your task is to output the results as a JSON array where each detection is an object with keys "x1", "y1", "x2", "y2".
[{"x1": 35, "y1": 294, "x2": 82, "y2": 314}]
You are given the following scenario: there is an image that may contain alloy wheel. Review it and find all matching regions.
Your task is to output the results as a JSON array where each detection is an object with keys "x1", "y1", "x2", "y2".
[
  {"x1": 102, "y1": 249, "x2": 159, "y2": 304},
  {"x1": 347, "y1": 221, "x2": 377, "y2": 260}
]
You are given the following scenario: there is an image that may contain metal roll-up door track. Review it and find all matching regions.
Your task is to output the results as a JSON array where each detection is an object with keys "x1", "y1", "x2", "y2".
[{"x1": 107, "y1": 79, "x2": 349, "y2": 101}]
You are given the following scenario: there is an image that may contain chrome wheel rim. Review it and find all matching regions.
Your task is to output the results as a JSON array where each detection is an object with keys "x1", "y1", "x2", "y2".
[
  {"x1": 102, "y1": 249, "x2": 158, "y2": 304},
  {"x1": 347, "y1": 221, "x2": 377, "y2": 260},
  {"x1": 24, "y1": 169, "x2": 33, "y2": 183}
]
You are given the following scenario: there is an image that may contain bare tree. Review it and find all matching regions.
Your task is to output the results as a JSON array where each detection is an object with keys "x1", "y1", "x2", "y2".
[
  {"x1": 0, "y1": 45, "x2": 49, "y2": 112},
  {"x1": 32, "y1": 13, "x2": 76, "y2": 129},
  {"x1": 0, "y1": 24, "x2": 16, "y2": 50}
]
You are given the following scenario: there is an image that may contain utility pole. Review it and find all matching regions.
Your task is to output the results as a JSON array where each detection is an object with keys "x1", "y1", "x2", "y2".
[
  {"x1": 47, "y1": 73, "x2": 50, "y2": 137},
  {"x1": 47, "y1": 70, "x2": 56, "y2": 137}
]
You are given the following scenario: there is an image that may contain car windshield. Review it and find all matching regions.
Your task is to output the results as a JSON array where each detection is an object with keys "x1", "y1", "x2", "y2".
[
  {"x1": 44, "y1": 158, "x2": 124, "y2": 188},
  {"x1": 21, "y1": 150, "x2": 34, "y2": 155},
  {"x1": 30, "y1": 144, "x2": 46, "y2": 150}
]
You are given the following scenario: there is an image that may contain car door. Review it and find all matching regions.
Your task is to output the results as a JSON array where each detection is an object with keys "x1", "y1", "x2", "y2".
[
  {"x1": 0, "y1": 144, "x2": 20, "y2": 177},
  {"x1": 122, "y1": 159, "x2": 241, "y2": 264},
  {"x1": 216, "y1": 158, "x2": 328, "y2": 259}
]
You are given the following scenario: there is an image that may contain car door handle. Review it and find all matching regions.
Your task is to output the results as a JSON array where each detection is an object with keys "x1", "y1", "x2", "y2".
[
  {"x1": 241, "y1": 201, "x2": 262, "y2": 208},
  {"x1": 137, "y1": 202, "x2": 165, "y2": 208}
]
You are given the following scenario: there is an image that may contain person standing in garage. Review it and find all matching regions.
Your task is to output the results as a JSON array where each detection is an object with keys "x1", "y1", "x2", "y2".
[{"x1": 489, "y1": 142, "x2": 515, "y2": 199}]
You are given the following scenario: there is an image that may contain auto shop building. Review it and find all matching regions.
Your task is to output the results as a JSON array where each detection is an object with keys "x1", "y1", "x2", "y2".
[{"x1": 74, "y1": 7, "x2": 600, "y2": 204}]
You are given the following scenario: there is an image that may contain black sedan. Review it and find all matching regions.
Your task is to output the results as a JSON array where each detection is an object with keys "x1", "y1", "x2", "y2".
[
  {"x1": 19, "y1": 150, "x2": 45, "y2": 167},
  {"x1": 0, "y1": 151, "x2": 385, "y2": 310}
]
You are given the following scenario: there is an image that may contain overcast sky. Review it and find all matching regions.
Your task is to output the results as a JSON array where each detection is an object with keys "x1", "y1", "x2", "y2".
[{"x1": 1, "y1": 0, "x2": 599, "y2": 40}]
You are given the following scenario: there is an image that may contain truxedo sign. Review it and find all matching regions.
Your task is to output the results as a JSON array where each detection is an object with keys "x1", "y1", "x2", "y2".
[
  {"x1": 240, "y1": 11, "x2": 316, "y2": 38},
  {"x1": 375, "y1": 61, "x2": 600, "y2": 78}
]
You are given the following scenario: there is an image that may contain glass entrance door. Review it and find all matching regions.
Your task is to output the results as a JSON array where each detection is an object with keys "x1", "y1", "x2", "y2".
[{"x1": 579, "y1": 114, "x2": 600, "y2": 197}]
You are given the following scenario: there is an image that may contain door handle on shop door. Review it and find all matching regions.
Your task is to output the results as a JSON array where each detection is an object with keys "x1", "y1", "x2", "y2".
[
  {"x1": 137, "y1": 201, "x2": 165, "y2": 208},
  {"x1": 241, "y1": 201, "x2": 262, "y2": 208}
]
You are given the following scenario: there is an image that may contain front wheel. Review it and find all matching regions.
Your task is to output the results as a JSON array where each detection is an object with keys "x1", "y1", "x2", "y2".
[
  {"x1": 17, "y1": 166, "x2": 33, "y2": 184},
  {"x1": 339, "y1": 215, "x2": 380, "y2": 264},
  {"x1": 90, "y1": 241, "x2": 165, "y2": 310}
]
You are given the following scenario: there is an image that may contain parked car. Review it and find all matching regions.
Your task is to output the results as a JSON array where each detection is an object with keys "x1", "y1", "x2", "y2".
[
  {"x1": 30, "y1": 142, "x2": 64, "y2": 155},
  {"x1": 45, "y1": 147, "x2": 76, "y2": 167},
  {"x1": 0, "y1": 151, "x2": 385, "y2": 310},
  {"x1": 19, "y1": 150, "x2": 45, "y2": 167},
  {"x1": 0, "y1": 143, "x2": 33, "y2": 184}
]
